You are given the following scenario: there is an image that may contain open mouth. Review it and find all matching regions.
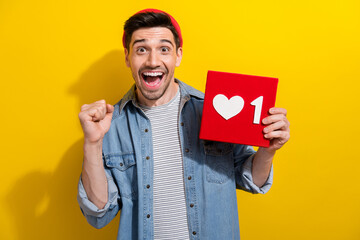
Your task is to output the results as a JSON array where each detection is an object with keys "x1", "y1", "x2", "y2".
[{"x1": 141, "y1": 71, "x2": 165, "y2": 88}]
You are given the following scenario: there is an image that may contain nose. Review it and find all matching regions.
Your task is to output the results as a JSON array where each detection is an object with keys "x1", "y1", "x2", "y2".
[{"x1": 146, "y1": 50, "x2": 161, "y2": 68}]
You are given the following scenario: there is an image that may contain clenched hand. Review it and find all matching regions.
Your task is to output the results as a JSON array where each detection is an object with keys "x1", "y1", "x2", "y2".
[{"x1": 78, "y1": 100, "x2": 114, "y2": 144}]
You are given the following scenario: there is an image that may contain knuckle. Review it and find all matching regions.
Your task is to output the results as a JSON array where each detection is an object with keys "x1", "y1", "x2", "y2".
[
  {"x1": 80, "y1": 104, "x2": 88, "y2": 111},
  {"x1": 96, "y1": 108, "x2": 105, "y2": 118}
]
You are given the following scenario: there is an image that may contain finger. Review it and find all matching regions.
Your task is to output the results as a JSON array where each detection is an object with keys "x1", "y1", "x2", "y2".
[
  {"x1": 263, "y1": 120, "x2": 287, "y2": 133},
  {"x1": 80, "y1": 104, "x2": 89, "y2": 111},
  {"x1": 81, "y1": 100, "x2": 105, "y2": 112},
  {"x1": 79, "y1": 101, "x2": 107, "y2": 123},
  {"x1": 262, "y1": 114, "x2": 288, "y2": 125},
  {"x1": 89, "y1": 108, "x2": 101, "y2": 122},
  {"x1": 269, "y1": 107, "x2": 287, "y2": 116},
  {"x1": 264, "y1": 130, "x2": 290, "y2": 141},
  {"x1": 78, "y1": 110, "x2": 93, "y2": 122},
  {"x1": 95, "y1": 99, "x2": 106, "y2": 104},
  {"x1": 89, "y1": 103, "x2": 107, "y2": 118},
  {"x1": 87, "y1": 107, "x2": 106, "y2": 122}
]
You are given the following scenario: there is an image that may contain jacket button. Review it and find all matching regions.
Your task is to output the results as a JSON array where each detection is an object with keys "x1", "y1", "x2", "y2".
[
  {"x1": 185, "y1": 148, "x2": 189, "y2": 153},
  {"x1": 145, "y1": 129, "x2": 148, "y2": 132},
  {"x1": 147, "y1": 214, "x2": 150, "y2": 218},
  {"x1": 146, "y1": 185, "x2": 150, "y2": 189},
  {"x1": 119, "y1": 163, "x2": 123, "y2": 167},
  {"x1": 188, "y1": 176, "x2": 192, "y2": 180},
  {"x1": 190, "y1": 203, "x2": 194, "y2": 208},
  {"x1": 181, "y1": 122, "x2": 184, "y2": 126},
  {"x1": 192, "y1": 231, "x2": 196, "y2": 235},
  {"x1": 146, "y1": 156, "x2": 150, "y2": 160}
]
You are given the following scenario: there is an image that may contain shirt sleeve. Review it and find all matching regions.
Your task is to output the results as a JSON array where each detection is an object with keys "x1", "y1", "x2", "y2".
[
  {"x1": 77, "y1": 168, "x2": 121, "y2": 228},
  {"x1": 234, "y1": 145, "x2": 273, "y2": 194}
]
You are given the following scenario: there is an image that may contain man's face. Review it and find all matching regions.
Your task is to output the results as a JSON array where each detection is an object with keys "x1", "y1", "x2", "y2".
[{"x1": 125, "y1": 27, "x2": 183, "y2": 107}]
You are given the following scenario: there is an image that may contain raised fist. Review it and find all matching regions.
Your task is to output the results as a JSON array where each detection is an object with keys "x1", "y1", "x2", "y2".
[{"x1": 78, "y1": 100, "x2": 114, "y2": 144}]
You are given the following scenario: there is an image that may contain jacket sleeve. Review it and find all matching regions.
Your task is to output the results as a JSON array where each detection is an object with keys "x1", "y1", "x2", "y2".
[
  {"x1": 233, "y1": 145, "x2": 273, "y2": 194},
  {"x1": 77, "y1": 166, "x2": 121, "y2": 229}
]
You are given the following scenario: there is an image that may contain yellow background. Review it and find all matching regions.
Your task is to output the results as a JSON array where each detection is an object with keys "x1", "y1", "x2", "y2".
[{"x1": 1, "y1": 0, "x2": 359, "y2": 239}]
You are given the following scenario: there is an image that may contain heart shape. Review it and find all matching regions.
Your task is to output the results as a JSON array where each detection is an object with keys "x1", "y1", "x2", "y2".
[{"x1": 213, "y1": 94, "x2": 244, "y2": 120}]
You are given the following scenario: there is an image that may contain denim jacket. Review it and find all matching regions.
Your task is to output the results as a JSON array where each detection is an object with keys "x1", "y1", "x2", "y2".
[{"x1": 77, "y1": 79, "x2": 273, "y2": 240}]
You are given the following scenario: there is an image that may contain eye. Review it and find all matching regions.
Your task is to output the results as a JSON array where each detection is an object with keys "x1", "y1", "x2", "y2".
[
  {"x1": 160, "y1": 47, "x2": 170, "y2": 53},
  {"x1": 136, "y1": 47, "x2": 146, "y2": 54}
]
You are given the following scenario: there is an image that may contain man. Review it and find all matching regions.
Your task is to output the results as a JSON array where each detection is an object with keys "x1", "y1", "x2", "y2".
[{"x1": 77, "y1": 9, "x2": 290, "y2": 240}]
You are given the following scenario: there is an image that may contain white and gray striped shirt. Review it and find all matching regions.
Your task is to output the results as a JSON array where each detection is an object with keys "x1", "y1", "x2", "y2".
[{"x1": 140, "y1": 89, "x2": 190, "y2": 240}]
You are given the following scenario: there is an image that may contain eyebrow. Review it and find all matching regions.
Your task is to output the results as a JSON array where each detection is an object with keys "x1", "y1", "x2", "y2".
[
  {"x1": 160, "y1": 39, "x2": 174, "y2": 47},
  {"x1": 132, "y1": 39, "x2": 145, "y2": 47},
  {"x1": 132, "y1": 39, "x2": 174, "y2": 47}
]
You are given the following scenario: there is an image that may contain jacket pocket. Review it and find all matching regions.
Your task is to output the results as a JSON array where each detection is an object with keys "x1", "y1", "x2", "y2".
[
  {"x1": 204, "y1": 141, "x2": 234, "y2": 184},
  {"x1": 104, "y1": 153, "x2": 137, "y2": 199}
]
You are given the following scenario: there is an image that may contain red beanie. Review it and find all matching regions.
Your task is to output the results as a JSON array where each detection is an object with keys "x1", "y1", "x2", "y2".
[{"x1": 122, "y1": 8, "x2": 183, "y2": 48}]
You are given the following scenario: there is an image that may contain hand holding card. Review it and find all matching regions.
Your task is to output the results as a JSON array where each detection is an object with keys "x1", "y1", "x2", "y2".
[{"x1": 200, "y1": 70, "x2": 279, "y2": 147}]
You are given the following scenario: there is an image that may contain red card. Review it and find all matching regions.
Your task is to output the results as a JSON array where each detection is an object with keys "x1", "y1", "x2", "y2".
[{"x1": 200, "y1": 70, "x2": 278, "y2": 147}]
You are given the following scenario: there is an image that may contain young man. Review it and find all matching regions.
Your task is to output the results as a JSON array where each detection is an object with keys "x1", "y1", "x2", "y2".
[{"x1": 77, "y1": 9, "x2": 290, "y2": 240}]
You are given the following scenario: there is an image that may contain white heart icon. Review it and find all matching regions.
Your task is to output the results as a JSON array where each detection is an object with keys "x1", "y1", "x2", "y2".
[{"x1": 213, "y1": 94, "x2": 244, "y2": 120}]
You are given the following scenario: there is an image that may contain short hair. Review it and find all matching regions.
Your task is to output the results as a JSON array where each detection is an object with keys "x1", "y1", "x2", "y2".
[{"x1": 123, "y1": 11, "x2": 181, "y2": 50}]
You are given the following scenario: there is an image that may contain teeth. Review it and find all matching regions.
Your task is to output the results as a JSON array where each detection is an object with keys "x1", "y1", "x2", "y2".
[{"x1": 143, "y1": 72, "x2": 163, "y2": 77}]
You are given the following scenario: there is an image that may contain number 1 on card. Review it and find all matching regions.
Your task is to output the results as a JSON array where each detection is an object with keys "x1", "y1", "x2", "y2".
[{"x1": 251, "y1": 96, "x2": 263, "y2": 124}]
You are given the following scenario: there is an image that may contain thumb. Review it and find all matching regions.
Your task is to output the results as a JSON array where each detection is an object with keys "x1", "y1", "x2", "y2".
[
  {"x1": 103, "y1": 104, "x2": 114, "y2": 122},
  {"x1": 106, "y1": 104, "x2": 114, "y2": 113}
]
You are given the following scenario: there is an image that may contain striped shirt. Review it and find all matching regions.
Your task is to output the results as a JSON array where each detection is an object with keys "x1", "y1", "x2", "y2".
[{"x1": 140, "y1": 89, "x2": 190, "y2": 240}]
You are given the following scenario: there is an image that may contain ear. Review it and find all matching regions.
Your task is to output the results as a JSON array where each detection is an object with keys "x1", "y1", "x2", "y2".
[
  {"x1": 124, "y1": 48, "x2": 130, "y2": 67},
  {"x1": 175, "y1": 47, "x2": 183, "y2": 67}
]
